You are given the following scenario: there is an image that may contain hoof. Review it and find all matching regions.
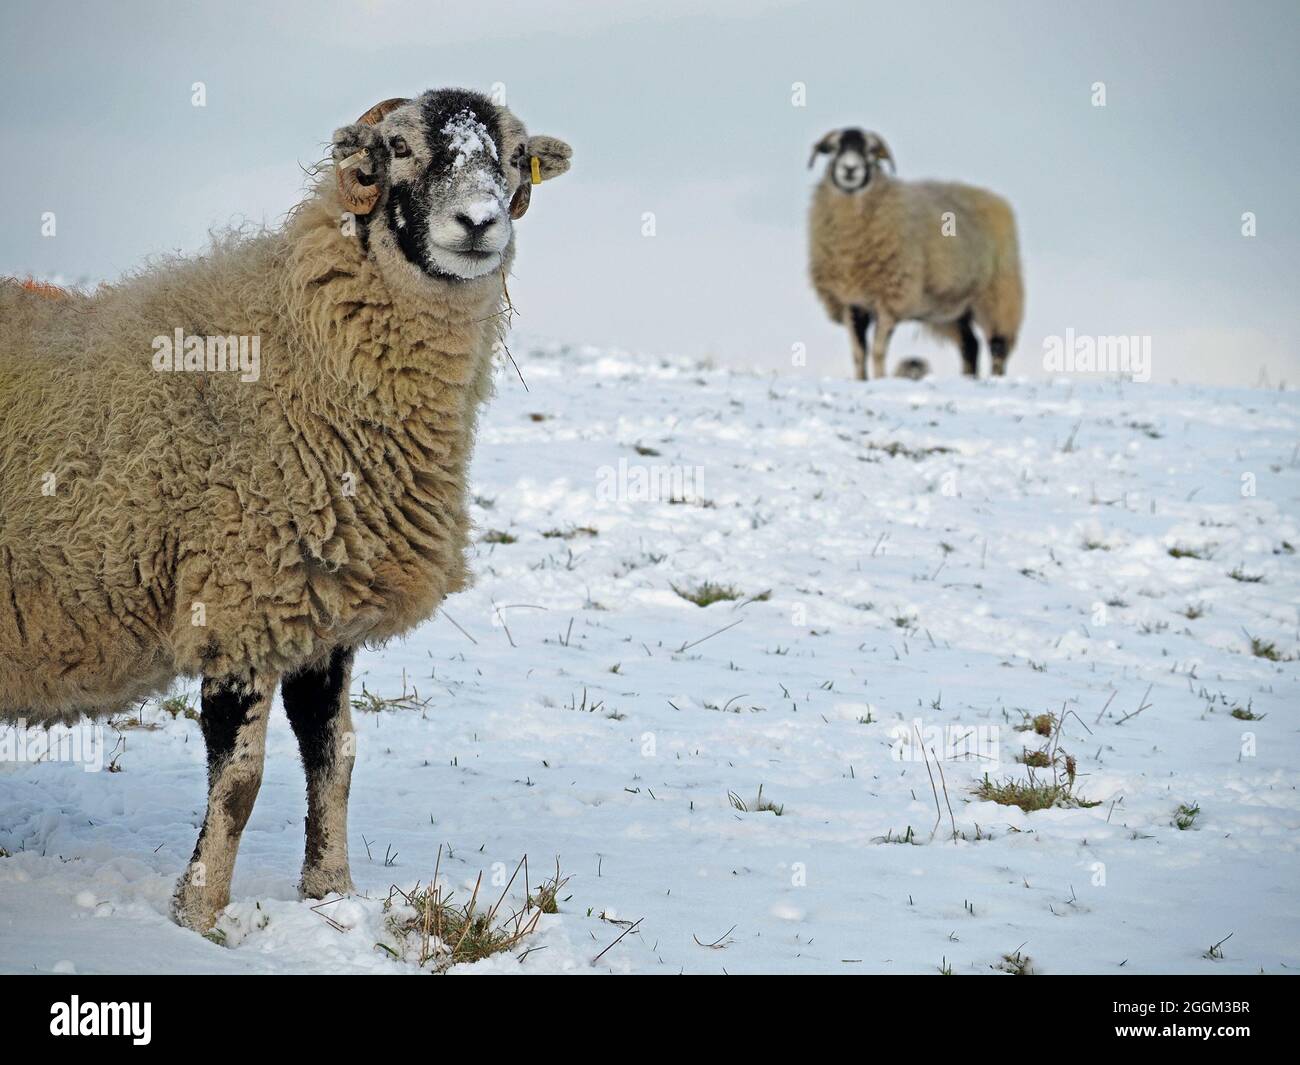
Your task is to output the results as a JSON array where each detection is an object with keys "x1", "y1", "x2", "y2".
[{"x1": 171, "y1": 878, "x2": 227, "y2": 934}]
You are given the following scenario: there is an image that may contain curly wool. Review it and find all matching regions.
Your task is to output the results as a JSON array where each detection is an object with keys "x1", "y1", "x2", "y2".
[
  {"x1": 0, "y1": 180, "x2": 503, "y2": 725},
  {"x1": 808, "y1": 176, "x2": 1023, "y2": 345}
]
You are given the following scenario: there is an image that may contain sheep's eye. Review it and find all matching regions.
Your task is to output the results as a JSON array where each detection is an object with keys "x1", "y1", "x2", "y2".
[{"x1": 390, "y1": 137, "x2": 411, "y2": 158}]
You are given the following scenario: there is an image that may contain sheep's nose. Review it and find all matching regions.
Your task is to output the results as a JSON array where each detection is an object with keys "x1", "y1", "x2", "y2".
[{"x1": 456, "y1": 212, "x2": 499, "y2": 238}]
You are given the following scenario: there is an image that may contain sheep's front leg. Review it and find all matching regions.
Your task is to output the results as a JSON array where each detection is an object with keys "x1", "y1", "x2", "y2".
[
  {"x1": 846, "y1": 306, "x2": 871, "y2": 381},
  {"x1": 172, "y1": 673, "x2": 273, "y2": 932},
  {"x1": 869, "y1": 312, "x2": 896, "y2": 380},
  {"x1": 282, "y1": 647, "x2": 357, "y2": 899}
]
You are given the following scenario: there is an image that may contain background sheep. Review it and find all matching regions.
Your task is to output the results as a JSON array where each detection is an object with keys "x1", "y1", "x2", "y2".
[
  {"x1": 807, "y1": 128, "x2": 1023, "y2": 380},
  {"x1": 0, "y1": 88, "x2": 571, "y2": 931}
]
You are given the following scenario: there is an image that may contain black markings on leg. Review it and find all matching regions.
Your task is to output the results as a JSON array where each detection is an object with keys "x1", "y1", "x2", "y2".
[
  {"x1": 958, "y1": 312, "x2": 980, "y2": 377},
  {"x1": 199, "y1": 676, "x2": 265, "y2": 831},
  {"x1": 172, "y1": 673, "x2": 270, "y2": 931},
  {"x1": 283, "y1": 646, "x2": 357, "y2": 897},
  {"x1": 850, "y1": 306, "x2": 872, "y2": 354}
]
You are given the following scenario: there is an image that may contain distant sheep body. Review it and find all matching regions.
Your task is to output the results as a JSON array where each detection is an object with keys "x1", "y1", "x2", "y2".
[
  {"x1": 808, "y1": 128, "x2": 1023, "y2": 380},
  {"x1": 0, "y1": 88, "x2": 571, "y2": 931}
]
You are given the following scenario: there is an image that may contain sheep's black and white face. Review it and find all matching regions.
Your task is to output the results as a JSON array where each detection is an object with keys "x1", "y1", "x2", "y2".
[
  {"x1": 809, "y1": 128, "x2": 894, "y2": 194},
  {"x1": 333, "y1": 89, "x2": 572, "y2": 283},
  {"x1": 830, "y1": 130, "x2": 872, "y2": 192},
  {"x1": 381, "y1": 93, "x2": 513, "y2": 279}
]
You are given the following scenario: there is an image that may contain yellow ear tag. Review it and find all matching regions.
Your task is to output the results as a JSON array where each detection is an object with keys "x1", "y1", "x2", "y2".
[{"x1": 530, "y1": 155, "x2": 542, "y2": 185}]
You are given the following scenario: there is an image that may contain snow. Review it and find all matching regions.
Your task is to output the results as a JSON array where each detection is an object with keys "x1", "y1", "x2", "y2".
[
  {"x1": 443, "y1": 109, "x2": 498, "y2": 168},
  {"x1": 2, "y1": 343, "x2": 1298, "y2": 975}
]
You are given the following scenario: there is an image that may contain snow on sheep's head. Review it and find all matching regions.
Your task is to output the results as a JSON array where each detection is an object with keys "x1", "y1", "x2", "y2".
[
  {"x1": 808, "y1": 128, "x2": 894, "y2": 193},
  {"x1": 332, "y1": 89, "x2": 572, "y2": 281}
]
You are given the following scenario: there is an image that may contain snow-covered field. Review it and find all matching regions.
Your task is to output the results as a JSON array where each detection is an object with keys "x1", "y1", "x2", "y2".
[{"x1": 2, "y1": 344, "x2": 1298, "y2": 975}]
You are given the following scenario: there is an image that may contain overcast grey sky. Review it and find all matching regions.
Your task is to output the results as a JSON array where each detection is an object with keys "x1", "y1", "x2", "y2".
[{"x1": 3, "y1": 0, "x2": 1296, "y2": 385}]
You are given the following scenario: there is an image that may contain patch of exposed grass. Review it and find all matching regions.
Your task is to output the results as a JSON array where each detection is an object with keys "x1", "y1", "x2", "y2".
[
  {"x1": 672, "y1": 580, "x2": 742, "y2": 607},
  {"x1": 994, "y1": 949, "x2": 1035, "y2": 975},
  {"x1": 1014, "y1": 712, "x2": 1055, "y2": 737},
  {"x1": 1168, "y1": 543, "x2": 1214, "y2": 560},
  {"x1": 159, "y1": 694, "x2": 199, "y2": 721},
  {"x1": 1174, "y1": 802, "x2": 1201, "y2": 830},
  {"x1": 1244, "y1": 633, "x2": 1284, "y2": 661},
  {"x1": 975, "y1": 776, "x2": 1089, "y2": 812},
  {"x1": 633, "y1": 442, "x2": 661, "y2": 456},
  {"x1": 864, "y1": 440, "x2": 955, "y2": 461},
  {"x1": 1227, "y1": 565, "x2": 1264, "y2": 583},
  {"x1": 541, "y1": 525, "x2": 598, "y2": 540},
  {"x1": 1230, "y1": 702, "x2": 1265, "y2": 721},
  {"x1": 976, "y1": 713, "x2": 1099, "y2": 813},
  {"x1": 383, "y1": 855, "x2": 567, "y2": 972},
  {"x1": 481, "y1": 529, "x2": 517, "y2": 544},
  {"x1": 1181, "y1": 602, "x2": 1207, "y2": 620}
]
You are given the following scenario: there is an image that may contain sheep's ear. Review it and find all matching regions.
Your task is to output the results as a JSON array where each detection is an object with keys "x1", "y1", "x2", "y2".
[
  {"x1": 526, "y1": 135, "x2": 572, "y2": 181},
  {"x1": 808, "y1": 130, "x2": 841, "y2": 169},
  {"x1": 331, "y1": 122, "x2": 388, "y2": 215}
]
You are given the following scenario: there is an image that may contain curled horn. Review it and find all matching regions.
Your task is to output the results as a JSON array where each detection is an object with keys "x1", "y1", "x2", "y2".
[
  {"x1": 336, "y1": 97, "x2": 409, "y2": 214},
  {"x1": 865, "y1": 133, "x2": 896, "y2": 173},
  {"x1": 509, "y1": 147, "x2": 533, "y2": 219},
  {"x1": 808, "y1": 130, "x2": 841, "y2": 169}
]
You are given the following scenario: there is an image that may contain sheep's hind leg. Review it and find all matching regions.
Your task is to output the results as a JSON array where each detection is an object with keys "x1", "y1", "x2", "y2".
[
  {"x1": 958, "y1": 312, "x2": 980, "y2": 377},
  {"x1": 847, "y1": 306, "x2": 871, "y2": 381},
  {"x1": 282, "y1": 646, "x2": 357, "y2": 899},
  {"x1": 172, "y1": 673, "x2": 273, "y2": 932},
  {"x1": 989, "y1": 335, "x2": 1009, "y2": 376}
]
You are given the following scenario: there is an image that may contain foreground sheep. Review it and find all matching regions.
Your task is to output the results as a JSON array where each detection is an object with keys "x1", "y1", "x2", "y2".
[
  {"x1": 808, "y1": 128, "x2": 1023, "y2": 380},
  {"x1": 0, "y1": 88, "x2": 571, "y2": 931}
]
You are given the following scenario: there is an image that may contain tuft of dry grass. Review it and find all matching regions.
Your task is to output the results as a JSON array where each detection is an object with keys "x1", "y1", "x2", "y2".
[
  {"x1": 977, "y1": 707, "x2": 1100, "y2": 813},
  {"x1": 995, "y1": 949, "x2": 1035, "y2": 975},
  {"x1": 350, "y1": 671, "x2": 431, "y2": 713},
  {"x1": 976, "y1": 777, "x2": 1079, "y2": 812},
  {"x1": 382, "y1": 852, "x2": 568, "y2": 972},
  {"x1": 672, "y1": 580, "x2": 742, "y2": 607},
  {"x1": 728, "y1": 784, "x2": 783, "y2": 816},
  {"x1": 481, "y1": 529, "x2": 518, "y2": 544},
  {"x1": 1015, "y1": 711, "x2": 1056, "y2": 737}
]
